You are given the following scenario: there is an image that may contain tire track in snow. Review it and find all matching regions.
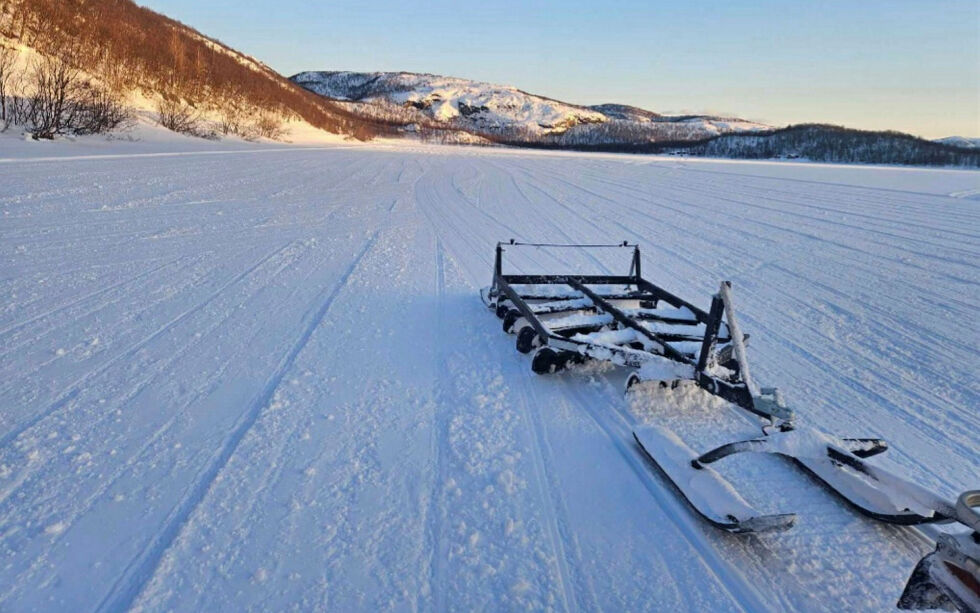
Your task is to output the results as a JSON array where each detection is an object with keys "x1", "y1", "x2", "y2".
[
  {"x1": 126, "y1": 175, "x2": 416, "y2": 610},
  {"x1": 576, "y1": 162, "x2": 979, "y2": 243},
  {"x1": 532, "y1": 159, "x2": 975, "y2": 293},
  {"x1": 0, "y1": 238, "x2": 322, "y2": 529},
  {"x1": 416, "y1": 179, "x2": 587, "y2": 609},
  {"x1": 416, "y1": 169, "x2": 579, "y2": 606},
  {"x1": 0, "y1": 242, "x2": 320, "y2": 602},
  {"x1": 94, "y1": 231, "x2": 380, "y2": 613},
  {"x1": 656, "y1": 162, "x2": 980, "y2": 218},
  {"x1": 0, "y1": 255, "x2": 177, "y2": 285},
  {"x1": 568, "y1": 165, "x2": 977, "y2": 283},
  {"x1": 425, "y1": 239, "x2": 449, "y2": 612},
  {"x1": 512, "y1": 361, "x2": 600, "y2": 612},
  {"x1": 0, "y1": 244, "x2": 262, "y2": 385},
  {"x1": 508, "y1": 361, "x2": 577, "y2": 612},
  {"x1": 0, "y1": 241, "x2": 296, "y2": 451},
  {"x1": 0, "y1": 253, "x2": 212, "y2": 369}
]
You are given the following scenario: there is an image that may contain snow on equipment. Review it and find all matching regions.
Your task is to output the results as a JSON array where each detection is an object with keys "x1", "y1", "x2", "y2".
[
  {"x1": 899, "y1": 491, "x2": 980, "y2": 612},
  {"x1": 482, "y1": 241, "x2": 979, "y2": 611}
]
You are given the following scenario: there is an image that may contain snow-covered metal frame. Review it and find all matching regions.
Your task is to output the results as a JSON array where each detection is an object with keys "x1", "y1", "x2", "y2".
[{"x1": 485, "y1": 241, "x2": 775, "y2": 419}]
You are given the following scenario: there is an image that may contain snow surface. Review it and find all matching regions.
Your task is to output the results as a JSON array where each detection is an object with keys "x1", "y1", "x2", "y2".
[
  {"x1": 0, "y1": 115, "x2": 365, "y2": 164},
  {"x1": 1, "y1": 136, "x2": 979, "y2": 612}
]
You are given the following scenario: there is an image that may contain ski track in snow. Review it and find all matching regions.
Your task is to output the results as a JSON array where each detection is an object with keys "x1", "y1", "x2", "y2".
[{"x1": 0, "y1": 145, "x2": 977, "y2": 612}]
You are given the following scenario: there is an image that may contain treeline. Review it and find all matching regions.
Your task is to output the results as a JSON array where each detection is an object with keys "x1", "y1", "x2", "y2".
[
  {"x1": 676, "y1": 125, "x2": 980, "y2": 167},
  {"x1": 480, "y1": 123, "x2": 980, "y2": 168},
  {"x1": 473, "y1": 120, "x2": 726, "y2": 150},
  {"x1": 535, "y1": 119, "x2": 721, "y2": 146},
  {"x1": 0, "y1": 0, "x2": 393, "y2": 139}
]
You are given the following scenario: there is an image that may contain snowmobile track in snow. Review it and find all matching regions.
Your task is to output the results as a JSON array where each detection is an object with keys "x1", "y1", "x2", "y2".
[
  {"x1": 0, "y1": 242, "x2": 298, "y2": 452},
  {"x1": 94, "y1": 232, "x2": 380, "y2": 613}
]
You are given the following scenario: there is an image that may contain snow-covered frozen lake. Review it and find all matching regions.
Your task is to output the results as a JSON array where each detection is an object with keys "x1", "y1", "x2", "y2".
[{"x1": 1, "y1": 143, "x2": 978, "y2": 611}]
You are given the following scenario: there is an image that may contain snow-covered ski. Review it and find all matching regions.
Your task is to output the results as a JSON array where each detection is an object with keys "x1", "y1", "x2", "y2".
[
  {"x1": 633, "y1": 427, "x2": 796, "y2": 533},
  {"x1": 693, "y1": 427, "x2": 955, "y2": 525}
]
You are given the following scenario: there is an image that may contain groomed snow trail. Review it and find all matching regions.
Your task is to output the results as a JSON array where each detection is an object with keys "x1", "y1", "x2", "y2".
[{"x1": 0, "y1": 145, "x2": 977, "y2": 612}]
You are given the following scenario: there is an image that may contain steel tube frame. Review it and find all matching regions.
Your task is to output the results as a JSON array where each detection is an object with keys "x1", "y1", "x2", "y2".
[{"x1": 489, "y1": 243, "x2": 760, "y2": 413}]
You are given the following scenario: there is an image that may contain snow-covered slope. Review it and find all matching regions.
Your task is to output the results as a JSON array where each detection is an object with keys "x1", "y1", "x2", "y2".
[
  {"x1": 588, "y1": 103, "x2": 767, "y2": 134},
  {"x1": 587, "y1": 103, "x2": 663, "y2": 121},
  {"x1": 291, "y1": 70, "x2": 770, "y2": 141},
  {"x1": 292, "y1": 70, "x2": 607, "y2": 135},
  {"x1": 2, "y1": 141, "x2": 978, "y2": 610},
  {"x1": 935, "y1": 136, "x2": 980, "y2": 149}
]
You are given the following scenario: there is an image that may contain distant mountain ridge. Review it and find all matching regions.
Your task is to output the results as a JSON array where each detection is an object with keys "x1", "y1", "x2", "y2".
[
  {"x1": 291, "y1": 70, "x2": 769, "y2": 145},
  {"x1": 291, "y1": 70, "x2": 979, "y2": 167},
  {"x1": 671, "y1": 124, "x2": 980, "y2": 167},
  {"x1": 292, "y1": 70, "x2": 608, "y2": 134}
]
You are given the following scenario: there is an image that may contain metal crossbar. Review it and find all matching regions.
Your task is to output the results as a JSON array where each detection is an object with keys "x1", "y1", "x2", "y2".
[{"x1": 499, "y1": 240, "x2": 636, "y2": 248}]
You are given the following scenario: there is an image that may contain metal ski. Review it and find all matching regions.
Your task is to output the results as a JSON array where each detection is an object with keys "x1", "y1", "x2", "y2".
[
  {"x1": 693, "y1": 427, "x2": 955, "y2": 525},
  {"x1": 633, "y1": 426, "x2": 796, "y2": 533}
]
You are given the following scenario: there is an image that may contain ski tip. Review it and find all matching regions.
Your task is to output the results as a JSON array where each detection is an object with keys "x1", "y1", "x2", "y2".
[{"x1": 632, "y1": 429, "x2": 798, "y2": 534}]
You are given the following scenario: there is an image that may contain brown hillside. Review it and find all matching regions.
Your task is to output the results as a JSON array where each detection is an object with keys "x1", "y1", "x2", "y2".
[{"x1": 0, "y1": 0, "x2": 389, "y2": 139}]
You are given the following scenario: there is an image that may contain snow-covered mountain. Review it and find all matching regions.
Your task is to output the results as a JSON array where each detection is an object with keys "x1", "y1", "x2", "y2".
[
  {"x1": 587, "y1": 103, "x2": 662, "y2": 122},
  {"x1": 935, "y1": 136, "x2": 980, "y2": 149},
  {"x1": 292, "y1": 71, "x2": 606, "y2": 135},
  {"x1": 290, "y1": 70, "x2": 770, "y2": 143},
  {"x1": 586, "y1": 103, "x2": 767, "y2": 134}
]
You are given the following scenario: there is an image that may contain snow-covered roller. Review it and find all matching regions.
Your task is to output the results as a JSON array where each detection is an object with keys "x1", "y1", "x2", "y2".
[{"x1": 482, "y1": 241, "x2": 979, "y2": 611}]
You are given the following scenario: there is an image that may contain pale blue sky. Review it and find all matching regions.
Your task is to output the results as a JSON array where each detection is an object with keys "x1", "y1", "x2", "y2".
[{"x1": 142, "y1": 0, "x2": 979, "y2": 138}]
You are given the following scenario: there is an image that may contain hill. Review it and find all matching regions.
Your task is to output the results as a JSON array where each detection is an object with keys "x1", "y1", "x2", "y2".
[
  {"x1": 935, "y1": 136, "x2": 980, "y2": 149},
  {"x1": 0, "y1": 0, "x2": 389, "y2": 140},
  {"x1": 291, "y1": 70, "x2": 770, "y2": 145},
  {"x1": 672, "y1": 124, "x2": 980, "y2": 167}
]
